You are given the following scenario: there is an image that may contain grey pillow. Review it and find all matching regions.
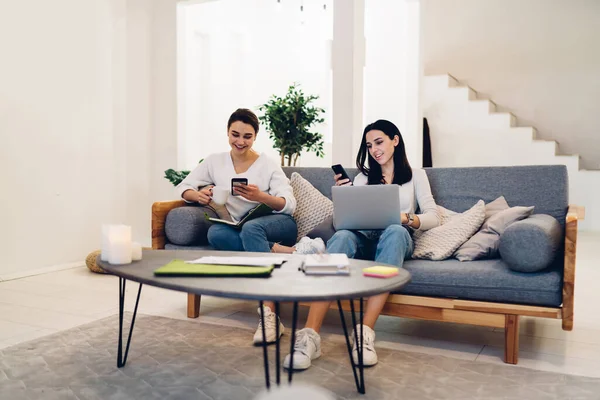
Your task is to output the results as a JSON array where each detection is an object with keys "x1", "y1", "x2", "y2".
[
  {"x1": 306, "y1": 215, "x2": 336, "y2": 243},
  {"x1": 165, "y1": 205, "x2": 217, "y2": 246},
  {"x1": 500, "y1": 214, "x2": 562, "y2": 272},
  {"x1": 454, "y1": 204, "x2": 534, "y2": 261},
  {"x1": 484, "y1": 196, "x2": 510, "y2": 219},
  {"x1": 453, "y1": 196, "x2": 508, "y2": 260}
]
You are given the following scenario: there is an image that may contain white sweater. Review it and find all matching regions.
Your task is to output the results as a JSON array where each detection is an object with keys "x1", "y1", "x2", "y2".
[
  {"x1": 176, "y1": 152, "x2": 297, "y2": 222},
  {"x1": 353, "y1": 168, "x2": 439, "y2": 231}
]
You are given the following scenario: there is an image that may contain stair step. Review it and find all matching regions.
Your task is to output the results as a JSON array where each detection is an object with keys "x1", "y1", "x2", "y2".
[
  {"x1": 469, "y1": 99, "x2": 496, "y2": 114},
  {"x1": 447, "y1": 74, "x2": 460, "y2": 87},
  {"x1": 448, "y1": 86, "x2": 477, "y2": 101},
  {"x1": 488, "y1": 112, "x2": 516, "y2": 127},
  {"x1": 510, "y1": 127, "x2": 537, "y2": 140},
  {"x1": 532, "y1": 140, "x2": 558, "y2": 155},
  {"x1": 555, "y1": 154, "x2": 581, "y2": 171},
  {"x1": 427, "y1": 74, "x2": 459, "y2": 89}
]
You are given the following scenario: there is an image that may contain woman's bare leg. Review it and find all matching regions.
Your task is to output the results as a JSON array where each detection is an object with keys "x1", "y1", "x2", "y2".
[
  {"x1": 271, "y1": 243, "x2": 295, "y2": 254},
  {"x1": 362, "y1": 292, "x2": 389, "y2": 329},
  {"x1": 304, "y1": 301, "x2": 332, "y2": 333}
]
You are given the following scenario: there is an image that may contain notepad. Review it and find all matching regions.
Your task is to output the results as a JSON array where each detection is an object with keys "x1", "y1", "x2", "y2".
[
  {"x1": 205, "y1": 203, "x2": 273, "y2": 229},
  {"x1": 301, "y1": 254, "x2": 350, "y2": 276},
  {"x1": 154, "y1": 259, "x2": 274, "y2": 277},
  {"x1": 362, "y1": 266, "x2": 399, "y2": 278}
]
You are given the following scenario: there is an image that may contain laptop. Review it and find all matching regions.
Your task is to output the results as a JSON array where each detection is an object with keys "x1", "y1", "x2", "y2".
[{"x1": 331, "y1": 185, "x2": 402, "y2": 230}]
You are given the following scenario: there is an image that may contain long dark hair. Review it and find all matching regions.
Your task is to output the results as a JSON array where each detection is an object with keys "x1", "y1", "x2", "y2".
[{"x1": 356, "y1": 119, "x2": 413, "y2": 185}]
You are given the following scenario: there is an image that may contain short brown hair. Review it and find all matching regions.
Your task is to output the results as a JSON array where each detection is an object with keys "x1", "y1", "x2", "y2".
[{"x1": 227, "y1": 108, "x2": 259, "y2": 135}]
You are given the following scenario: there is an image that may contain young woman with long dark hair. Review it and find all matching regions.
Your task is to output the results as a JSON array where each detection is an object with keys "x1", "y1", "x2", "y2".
[{"x1": 284, "y1": 119, "x2": 439, "y2": 370}]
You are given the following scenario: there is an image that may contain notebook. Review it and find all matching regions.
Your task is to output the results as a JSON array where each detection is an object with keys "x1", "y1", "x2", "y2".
[
  {"x1": 154, "y1": 259, "x2": 274, "y2": 277},
  {"x1": 205, "y1": 203, "x2": 273, "y2": 229},
  {"x1": 301, "y1": 253, "x2": 350, "y2": 276}
]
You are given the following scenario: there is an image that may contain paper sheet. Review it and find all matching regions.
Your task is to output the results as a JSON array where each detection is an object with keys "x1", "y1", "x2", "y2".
[{"x1": 185, "y1": 256, "x2": 289, "y2": 266}]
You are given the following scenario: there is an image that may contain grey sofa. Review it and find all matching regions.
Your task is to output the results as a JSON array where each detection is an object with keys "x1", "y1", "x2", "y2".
[{"x1": 151, "y1": 165, "x2": 584, "y2": 364}]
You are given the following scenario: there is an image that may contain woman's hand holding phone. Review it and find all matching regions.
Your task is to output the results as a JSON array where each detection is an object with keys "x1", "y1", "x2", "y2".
[
  {"x1": 334, "y1": 174, "x2": 352, "y2": 186},
  {"x1": 233, "y1": 183, "x2": 265, "y2": 202},
  {"x1": 331, "y1": 164, "x2": 352, "y2": 186}
]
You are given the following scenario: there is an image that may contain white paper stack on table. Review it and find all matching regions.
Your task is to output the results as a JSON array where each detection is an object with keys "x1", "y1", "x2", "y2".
[
  {"x1": 302, "y1": 253, "x2": 350, "y2": 275},
  {"x1": 185, "y1": 256, "x2": 289, "y2": 267}
]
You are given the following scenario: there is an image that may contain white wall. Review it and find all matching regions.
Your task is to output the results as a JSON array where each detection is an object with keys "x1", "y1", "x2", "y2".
[
  {"x1": 364, "y1": 0, "x2": 422, "y2": 168},
  {"x1": 178, "y1": 0, "x2": 334, "y2": 169},
  {"x1": 0, "y1": 0, "x2": 177, "y2": 277},
  {"x1": 0, "y1": 0, "x2": 118, "y2": 277},
  {"x1": 422, "y1": 0, "x2": 600, "y2": 170}
]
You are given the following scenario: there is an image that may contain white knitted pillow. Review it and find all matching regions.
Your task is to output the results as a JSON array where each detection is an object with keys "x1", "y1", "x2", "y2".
[
  {"x1": 412, "y1": 200, "x2": 486, "y2": 261},
  {"x1": 290, "y1": 172, "x2": 334, "y2": 242}
]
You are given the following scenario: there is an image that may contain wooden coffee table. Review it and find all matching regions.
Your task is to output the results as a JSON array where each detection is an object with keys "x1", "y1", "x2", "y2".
[{"x1": 97, "y1": 249, "x2": 411, "y2": 394}]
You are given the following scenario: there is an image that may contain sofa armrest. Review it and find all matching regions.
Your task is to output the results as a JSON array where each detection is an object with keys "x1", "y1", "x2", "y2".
[
  {"x1": 562, "y1": 204, "x2": 584, "y2": 331},
  {"x1": 152, "y1": 200, "x2": 186, "y2": 249},
  {"x1": 567, "y1": 205, "x2": 585, "y2": 222}
]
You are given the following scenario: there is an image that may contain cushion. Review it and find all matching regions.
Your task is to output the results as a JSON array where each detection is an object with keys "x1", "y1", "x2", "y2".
[
  {"x1": 290, "y1": 172, "x2": 334, "y2": 242},
  {"x1": 453, "y1": 196, "x2": 508, "y2": 259},
  {"x1": 412, "y1": 200, "x2": 486, "y2": 261},
  {"x1": 306, "y1": 215, "x2": 336, "y2": 243},
  {"x1": 165, "y1": 206, "x2": 218, "y2": 246},
  {"x1": 483, "y1": 195, "x2": 510, "y2": 219},
  {"x1": 398, "y1": 257, "x2": 563, "y2": 307},
  {"x1": 454, "y1": 203, "x2": 534, "y2": 261},
  {"x1": 499, "y1": 214, "x2": 562, "y2": 272}
]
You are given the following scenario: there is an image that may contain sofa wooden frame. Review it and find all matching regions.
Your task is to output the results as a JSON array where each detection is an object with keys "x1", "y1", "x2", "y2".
[{"x1": 151, "y1": 200, "x2": 584, "y2": 364}]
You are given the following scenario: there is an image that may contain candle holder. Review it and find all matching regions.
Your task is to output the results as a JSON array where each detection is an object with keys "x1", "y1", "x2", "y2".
[{"x1": 101, "y1": 225, "x2": 133, "y2": 265}]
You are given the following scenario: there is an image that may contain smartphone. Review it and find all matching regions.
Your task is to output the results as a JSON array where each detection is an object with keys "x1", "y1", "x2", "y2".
[
  {"x1": 231, "y1": 178, "x2": 248, "y2": 196},
  {"x1": 331, "y1": 164, "x2": 350, "y2": 182}
]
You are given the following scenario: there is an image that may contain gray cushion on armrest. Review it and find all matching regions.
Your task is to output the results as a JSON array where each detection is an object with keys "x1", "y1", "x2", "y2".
[
  {"x1": 165, "y1": 206, "x2": 217, "y2": 246},
  {"x1": 499, "y1": 214, "x2": 562, "y2": 272}
]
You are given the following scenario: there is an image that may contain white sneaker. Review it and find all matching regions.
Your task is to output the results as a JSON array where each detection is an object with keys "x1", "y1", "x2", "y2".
[
  {"x1": 253, "y1": 306, "x2": 285, "y2": 345},
  {"x1": 351, "y1": 324, "x2": 378, "y2": 366},
  {"x1": 283, "y1": 328, "x2": 322, "y2": 370},
  {"x1": 293, "y1": 237, "x2": 326, "y2": 255}
]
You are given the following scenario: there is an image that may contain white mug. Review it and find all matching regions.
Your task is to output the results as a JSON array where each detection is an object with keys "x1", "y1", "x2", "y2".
[{"x1": 211, "y1": 186, "x2": 230, "y2": 205}]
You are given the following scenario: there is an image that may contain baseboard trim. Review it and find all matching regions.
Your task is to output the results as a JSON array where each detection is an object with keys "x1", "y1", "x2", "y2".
[{"x1": 0, "y1": 262, "x2": 84, "y2": 282}]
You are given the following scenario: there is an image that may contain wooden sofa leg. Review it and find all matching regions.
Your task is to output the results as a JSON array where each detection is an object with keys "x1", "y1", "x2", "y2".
[
  {"x1": 187, "y1": 293, "x2": 201, "y2": 318},
  {"x1": 504, "y1": 315, "x2": 520, "y2": 364}
]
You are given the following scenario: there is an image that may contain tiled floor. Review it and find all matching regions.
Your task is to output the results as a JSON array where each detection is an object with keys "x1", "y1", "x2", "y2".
[{"x1": 1, "y1": 232, "x2": 599, "y2": 379}]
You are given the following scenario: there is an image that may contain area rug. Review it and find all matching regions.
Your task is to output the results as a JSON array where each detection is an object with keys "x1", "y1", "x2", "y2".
[{"x1": 1, "y1": 314, "x2": 599, "y2": 400}]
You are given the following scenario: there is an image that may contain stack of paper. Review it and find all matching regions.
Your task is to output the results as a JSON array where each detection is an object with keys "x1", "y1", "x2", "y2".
[
  {"x1": 186, "y1": 256, "x2": 288, "y2": 267},
  {"x1": 302, "y1": 253, "x2": 350, "y2": 275}
]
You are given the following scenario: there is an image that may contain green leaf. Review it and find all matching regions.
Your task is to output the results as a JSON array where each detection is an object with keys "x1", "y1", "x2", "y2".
[{"x1": 258, "y1": 83, "x2": 326, "y2": 165}]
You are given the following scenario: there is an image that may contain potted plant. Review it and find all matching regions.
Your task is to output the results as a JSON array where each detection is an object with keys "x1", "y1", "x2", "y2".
[
  {"x1": 164, "y1": 159, "x2": 203, "y2": 186},
  {"x1": 258, "y1": 83, "x2": 325, "y2": 166}
]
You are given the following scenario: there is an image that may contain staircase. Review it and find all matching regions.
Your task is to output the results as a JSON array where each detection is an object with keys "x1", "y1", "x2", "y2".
[{"x1": 423, "y1": 74, "x2": 598, "y2": 232}]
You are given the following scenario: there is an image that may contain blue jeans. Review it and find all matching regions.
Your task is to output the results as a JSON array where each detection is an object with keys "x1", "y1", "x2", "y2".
[
  {"x1": 207, "y1": 214, "x2": 297, "y2": 252},
  {"x1": 326, "y1": 225, "x2": 414, "y2": 267}
]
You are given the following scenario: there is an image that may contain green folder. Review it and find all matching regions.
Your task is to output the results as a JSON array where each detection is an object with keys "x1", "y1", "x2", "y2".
[{"x1": 154, "y1": 259, "x2": 274, "y2": 277}]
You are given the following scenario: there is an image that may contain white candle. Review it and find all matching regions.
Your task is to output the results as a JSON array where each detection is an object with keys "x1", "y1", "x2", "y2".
[
  {"x1": 108, "y1": 225, "x2": 132, "y2": 265},
  {"x1": 101, "y1": 224, "x2": 113, "y2": 261},
  {"x1": 131, "y1": 242, "x2": 142, "y2": 261}
]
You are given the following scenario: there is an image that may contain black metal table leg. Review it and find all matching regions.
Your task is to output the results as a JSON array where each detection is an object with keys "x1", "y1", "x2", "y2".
[
  {"x1": 337, "y1": 299, "x2": 366, "y2": 394},
  {"x1": 258, "y1": 301, "x2": 298, "y2": 389},
  {"x1": 275, "y1": 302, "x2": 281, "y2": 385},
  {"x1": 117, "y1": 277, "x2": 143, "y2": 368},
  {"x1": 288, "y1": 302, "x2": 299, "y2": 383},
  {"x1": 259, "y1": 300, "x2": 271, "y2": 389}
]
